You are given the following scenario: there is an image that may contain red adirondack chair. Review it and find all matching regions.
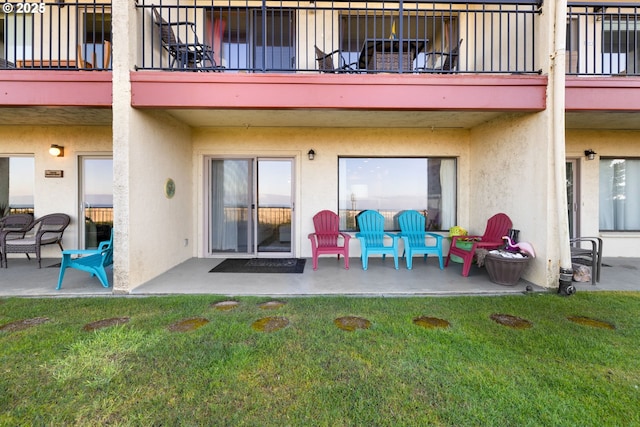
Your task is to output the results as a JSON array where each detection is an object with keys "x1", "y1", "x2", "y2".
[
  {"x1": 308, "y1": 210, "x2": 351, "y2": 270},
  {"x1": 445, "y1": 213, "x2": 513, "y2": 277}
]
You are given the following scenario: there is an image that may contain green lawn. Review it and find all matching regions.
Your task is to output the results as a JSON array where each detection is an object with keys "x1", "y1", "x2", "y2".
[{"x1": 1, "y1": 292, "x2": 639, "y2": 426}]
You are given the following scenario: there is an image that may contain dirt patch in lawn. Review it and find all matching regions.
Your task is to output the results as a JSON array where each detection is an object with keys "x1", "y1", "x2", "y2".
[
  {"x1": 413, "y1": 316, "x2": 450, "y2": 329},
  {"x1": 211, "y1": 300, "x2": 240, "y2": 311},
  {"x1": 258, "y1": 300, "x2": 287, "y2": 310},
  {"x1": 334, "y1": 316, "x2": 371, "y2": 331},
  {"x1": 168, "y1": 317, "x2": 210, "y2": 332},
  {"x1": 567, "y1": 316, "x2": 615, "y2": 330},
  {"x1": 490, "y1": 313, "x2": 532, "y2": 329},
  {"x1": 0, "y1": 317, "x2": 50, "y2": 332},
  {"x1": 83, "y1": 317, "x2": 130, "y2": 332},
  {"x1": 252, "y1": 316, "x2": 289, "y2": 332}
]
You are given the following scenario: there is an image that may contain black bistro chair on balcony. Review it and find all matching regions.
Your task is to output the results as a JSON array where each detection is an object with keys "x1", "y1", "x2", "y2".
[
  {"x1": 418, "y1": 39, "x2": 463, "y2": 73},
  {"x1": 152, "y1": 7, "x2": 222, "y2": 71},
  {"x1": 314, "y1": 46, "x2": 358, "y2": 73}
]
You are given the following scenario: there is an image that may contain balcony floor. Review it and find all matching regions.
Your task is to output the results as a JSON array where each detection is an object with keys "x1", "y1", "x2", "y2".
[{"x1": 0, "y1": 256, "x2": 637, "y2": 297}]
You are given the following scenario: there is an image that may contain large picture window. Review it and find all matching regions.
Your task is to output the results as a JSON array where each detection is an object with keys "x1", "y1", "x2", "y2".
[
  {"x1": 599, "y1": 158, "x2": 640, "y2": 231},
  {"x1": 338, "y1": 157, "x2": 456, "y2": 232}
]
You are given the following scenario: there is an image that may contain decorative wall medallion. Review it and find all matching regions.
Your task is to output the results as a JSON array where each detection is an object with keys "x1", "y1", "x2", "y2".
[{"x1": 165, "y1": 178, "x2": 175, "y2": 199}]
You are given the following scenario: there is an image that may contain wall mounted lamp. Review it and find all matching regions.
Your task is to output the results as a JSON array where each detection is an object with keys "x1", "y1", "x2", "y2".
[
  {"x1": 49, "y1": 144, "x2": 64, "y2": 157},
  {"x1": 307, "y1": 149, "x2": 315, "y2": 160},
  {"x1": 584, "y1": 149, "x2": 597, "y2": 161}
]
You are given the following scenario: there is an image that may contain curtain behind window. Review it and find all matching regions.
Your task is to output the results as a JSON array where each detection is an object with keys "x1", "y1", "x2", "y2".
[{"x1": 599, "y1": 159, "x2": 640, "y2": 231}]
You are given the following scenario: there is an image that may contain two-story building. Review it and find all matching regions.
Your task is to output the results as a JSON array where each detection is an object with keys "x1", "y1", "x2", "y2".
[{"x1": 1, "y1": 0, "x2": 639, "y2": 293}]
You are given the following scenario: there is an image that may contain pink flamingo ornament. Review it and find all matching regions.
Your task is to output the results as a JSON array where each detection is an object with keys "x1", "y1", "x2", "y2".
[{"x1": 502, "y1": 236, "x2": 536, "y2": 258}]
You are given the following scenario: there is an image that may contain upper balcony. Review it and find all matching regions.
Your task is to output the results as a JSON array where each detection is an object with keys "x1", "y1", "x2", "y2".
[
  {"x1": 135, "y1": 0, "x2": 543, "y2": 75},
  {"x1": 2, "y1": 0, "x2": 640, "y2": 77},
  {"x1": 0, "y1": 0, "x2": 112, "y2": 122},
  {"x1": 1, "y1": 0, "x2": 112, "y2": 71},
  {"x1": 2, "y1": 1, "x2": 640, "y2": 129}
]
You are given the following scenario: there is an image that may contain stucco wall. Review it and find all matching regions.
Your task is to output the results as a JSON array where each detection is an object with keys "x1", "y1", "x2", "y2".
[
  {"x1": 117, "y1": 110, "x2": 194, "y2": 290},
  {"x1": 0, "y1": 125, "x2": 112, "y2": 258},
  {"x1": 469, "y1": 113, "x2": 557, "y2": 287},
  {"x1": 193, "y1": 126, "x2": 470, "y2": 260},
  {"x1": 566, "y1": 129, "x2": 640, "y2": 257}
]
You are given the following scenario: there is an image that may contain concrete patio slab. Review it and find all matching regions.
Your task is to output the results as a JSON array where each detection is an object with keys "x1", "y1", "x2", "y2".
[{"x1": 0, "y1": 255, "x2": 637, "y2": 297}]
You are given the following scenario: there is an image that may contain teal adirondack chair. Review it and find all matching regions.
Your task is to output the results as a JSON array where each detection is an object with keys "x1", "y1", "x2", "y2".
[
  {"x1": 56, "y1": 229, "x2": 114, "y2": 289},
  {"x1": 398, "y1": 210, "x2": 444, "y2": 270},
  {"x1": 355, "y1": 210, "x2": 399, "y2": 270}
]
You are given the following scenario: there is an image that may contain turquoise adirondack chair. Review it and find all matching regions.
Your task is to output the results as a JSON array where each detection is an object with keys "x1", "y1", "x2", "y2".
[
  {"x1": 355, "y1": 210, "x2": 399, "y2": 270},
  {"x1": 56, "y1": 229, "x2": 114, "y2": 289},
  {"x1": 398, "y1": 210, "x2": 444, "y2": 270}
]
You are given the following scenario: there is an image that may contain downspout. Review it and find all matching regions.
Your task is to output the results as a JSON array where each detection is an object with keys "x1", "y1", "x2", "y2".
[{"x1": 549, "y1": 0, "x2": 573, "y2": 291}]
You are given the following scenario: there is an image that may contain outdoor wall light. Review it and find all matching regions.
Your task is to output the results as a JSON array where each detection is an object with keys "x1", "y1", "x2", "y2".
[
  {"x1": 308, "y1": 149, "x2": 316, "y2": 160},
  {"x1": 49, "y1": 144, "x2": 64, "y2": 157},
  {"x1": 584, "y1": 149, "x2": 597, "y2": 161}
]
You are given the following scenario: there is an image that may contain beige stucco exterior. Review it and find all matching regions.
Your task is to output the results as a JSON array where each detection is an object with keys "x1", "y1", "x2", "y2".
[{"x1": 3, "y1": 0, "x2": 640, "y2": 293}]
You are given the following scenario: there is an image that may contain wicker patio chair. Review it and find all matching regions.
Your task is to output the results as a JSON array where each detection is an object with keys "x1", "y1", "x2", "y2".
[
  {"x1": 0, "y1": 213, "x2": 34, "y2": 267},
  {"x1": 2, "y1": 213, "x2": 70, "y2": 268}
]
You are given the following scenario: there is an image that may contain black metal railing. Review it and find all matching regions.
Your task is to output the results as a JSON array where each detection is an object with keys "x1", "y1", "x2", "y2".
[
  {"x1": 136, "y1": 0, "x2": 541, "y2": 74},
  {"x1": 567, "y1": 3, "x2": 640, "y2": 76},
  {"x1": 0, "y1": 0, "x2": 112, "y2": 70}
]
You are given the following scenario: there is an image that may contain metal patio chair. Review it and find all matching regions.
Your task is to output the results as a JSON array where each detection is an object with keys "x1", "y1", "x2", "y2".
[
  {"x1": 418, "y1": 39, "x2": 463, "y2": 73},
  {"x1": 314, "y1": 46, "x2": 358, "y2": 73},
  {"x1": 570, "y1": 237, "x2": 603, "y2": 285},
  {"x1": 152, "y1": 7, "x2": 221, "y2": 71}
]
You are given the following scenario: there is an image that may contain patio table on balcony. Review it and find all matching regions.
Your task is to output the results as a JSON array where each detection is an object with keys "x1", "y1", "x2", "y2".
[{"x1": 358, "y1": 39, "x2": 426, "y2": 72}]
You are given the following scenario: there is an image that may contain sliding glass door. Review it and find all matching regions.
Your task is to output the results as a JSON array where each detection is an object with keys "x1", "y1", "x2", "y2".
[
  {"x1": 209, "y1": 159, "x2": 252, "y2": 254},
  {"x1": 79, "y1": 156, "x2": 113, "y2": 249},
  {"x1": 256, "y1": 159, "x2": 292, "y2": 254},
  {"x1": 208, "y1": 158, "x2": 293, "y2": 256}
]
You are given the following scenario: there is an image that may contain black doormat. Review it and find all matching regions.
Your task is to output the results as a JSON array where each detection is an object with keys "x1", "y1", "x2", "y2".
[{"x1": 209, "y1": 258, "x2": 306, "y2": 274}]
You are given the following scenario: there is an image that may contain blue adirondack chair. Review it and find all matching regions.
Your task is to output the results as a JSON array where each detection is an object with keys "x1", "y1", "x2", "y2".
[
  {"x1": 398, "y1": 210, "x2": 444, "y2": 270},
  {"x1": 56, "y1": 229, "x2": 114, "y2": 289},
  {"x1": 355, "y1": 210, "x2": 399, "y2": 270}
]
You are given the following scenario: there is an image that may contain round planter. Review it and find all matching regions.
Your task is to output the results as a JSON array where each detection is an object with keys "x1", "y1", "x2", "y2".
[{"x1": 485, "y1": 252, "x2": 531, "y2": 286}]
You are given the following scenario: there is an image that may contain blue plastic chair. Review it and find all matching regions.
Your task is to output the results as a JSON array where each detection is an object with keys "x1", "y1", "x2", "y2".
[
  {"x1": 398, "y1": 210, "x2": 444, "y2": 270},
  {"x1": 56, "y1": 229, "x2": 113, "y2": 289},
  {"x1": 355, "y1": 210, "x2": 399, "y2": 270}
]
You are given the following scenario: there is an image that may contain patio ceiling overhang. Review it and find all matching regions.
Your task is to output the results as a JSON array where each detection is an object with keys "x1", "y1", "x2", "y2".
[
  {"x1": 131, "y1": 73, "x2": 547, "y2": 129},
  {"x1": 565, "y1": 77, "x2": 640, "y2": 130},
  {"x1": 0, "y1": 71, "x2": 113, "y2": 126}
]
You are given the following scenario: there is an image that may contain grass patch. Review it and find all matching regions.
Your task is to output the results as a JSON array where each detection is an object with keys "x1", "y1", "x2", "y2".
[{"x1": 1, "y1": 292, "x2": 639, "y2": 425}]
